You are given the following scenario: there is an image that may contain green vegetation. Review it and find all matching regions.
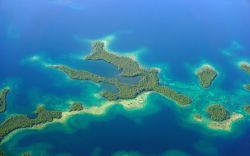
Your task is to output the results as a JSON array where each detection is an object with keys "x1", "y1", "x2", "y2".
[
  {"x1": 243, "y1": 105, "x2": 250, "y2": 114},
  {"x1": 240, "y1": 62, "x2": 250, "y2": 74},
  {"x1": 0, "y1": 105, "x2": 62, "y2": 140},
  {"x1": 206, "y1": 104, "x2": 230, "y2": 122},
  {"x1": 86, "y1": 42, "x2": 144, "y2": 77},
  {"x1": 240, "y1": 63, "x2": 250, "y2": 91},
  {"x1": 196, "y1": 65, "x2": 217, "y2": 88},
  {"x1": 69, "y1": 102, "x2": 84, "y2": 112},
  {"x1": 0, "y1": 88, "x2": 10, "y2": 113},
  {"x1": 53, "y1": 41, "x2": 192, "y2": 105},
  {"x1": 21, "y1": 152, "x2": 32, "y2": 156}
]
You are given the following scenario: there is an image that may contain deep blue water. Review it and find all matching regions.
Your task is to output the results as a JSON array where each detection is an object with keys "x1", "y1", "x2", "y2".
[
  {"x1": 11, "y1": 101, "x2": 203, "y2": 156},
  {"x1": 1, "y1": 0, "x2": 250, "y2": 155}
]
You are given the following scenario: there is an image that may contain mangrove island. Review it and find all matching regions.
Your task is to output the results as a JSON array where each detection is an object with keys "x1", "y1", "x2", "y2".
[
  {"x1": 0, "y1": 105, "x2": 62, "y2": 140},
  {"x1": 52, "y1": 41, "x2": 192, "y2": 106}
]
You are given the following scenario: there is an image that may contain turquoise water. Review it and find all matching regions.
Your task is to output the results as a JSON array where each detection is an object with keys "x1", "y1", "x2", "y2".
[{"x1": 1, "y1": 0, "x2": 250, "y2": 155}]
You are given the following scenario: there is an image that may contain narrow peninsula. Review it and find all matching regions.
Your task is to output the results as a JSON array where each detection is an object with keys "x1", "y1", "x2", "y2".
[
  {"x1": 196, "y1": 64, "x2": 217, "y2": 88},
  {"x1": 52, "y1": 41, "x2": 192, "y2": 106},
  {"x1": 0, "y1": 105, "x2": 62, "y2": 140},
  {"x1": 0, "y1": 88, "x2": 10, "y2": 113}
]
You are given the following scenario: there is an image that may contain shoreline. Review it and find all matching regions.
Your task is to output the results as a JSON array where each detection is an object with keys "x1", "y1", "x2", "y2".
[
  {"x1": 238, "y1": 61, "x2": 250, "y2": 67},
  {"x1": 208, "y1": 113, "x2": 244, "y2": 131},
  {"x1": 193, "y1": 113, "x2": 244, "y2": 132},
  {"x1": 1, "y1": 92, "x2": 151, "y2": 144},
  {"x1": 195, "y1": 63, "x2": 218, "y2": 75}
]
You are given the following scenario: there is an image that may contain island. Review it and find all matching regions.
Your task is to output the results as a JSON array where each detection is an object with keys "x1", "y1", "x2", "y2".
[
  {"x1": 69, "y1": 102, "x2": 84, "y2": 112},
  {"x1": 204, "y1": 104, "x2": 243, "y2": 131},
  {"x1": 193, "y1": 114, "x2": 202, "y2": 122},
  {"x1": 206, "y1": 104, "x2": 230, "y2": 122},
  {"x1": 1, "y1": 40, "x2": 249, "y2": 155},
  {"x1": 208, "y1": 112, "x2": 243, "y2": 131},
  {"x1": 239, "y1": 62, "x2": 250, "y2": 74},
  {"x1": 0, "y1": 88, "x2": 10, "y2": 113},
  {"x1": 243, "y1": 84, "x2": 250, "y2": 91},
  {"x1": 192, "y1": 104, "x2": 243, "y2": 131},
  {"x1": 0, "y1": 105, "x2": 62, "y2": 140},
  {"x1": 52, "y1": 41, "x2": 192, "y2": 106},
  {"x1": 196, "y1": 64, "x2": 218, "y2": 88},
  {"x1": 239, "y1": 62, "x2": 250, "y2": 91}
]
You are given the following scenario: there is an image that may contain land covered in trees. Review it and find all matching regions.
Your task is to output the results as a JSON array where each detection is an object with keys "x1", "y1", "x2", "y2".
[
  {"x1": 69, "y1": 102, "x2": 84, "y2": 112},
  {"x1": 239, "y1": 62, "x2": 250, "y2": 91},
  {"x1": 0, "y1": 88, "x2": 10, "y2": 113},
  {"x1": 0, "y1": 105, "x2": 62, "y2": 140},
  {"x1": 196, "y1": 65, "x2": 217, "y2": 88},
  {"x1": 53, "y1": 41, "x2": 192, "y2": 106},
  {"x1": 206, "y1": 104, "x2": 230, "y2": 122},
  {"x1": 240, "y1": 62, "x2": 250, "y2": 74}
]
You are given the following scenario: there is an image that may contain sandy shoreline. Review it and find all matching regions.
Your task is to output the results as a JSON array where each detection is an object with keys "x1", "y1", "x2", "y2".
[
  {"x1": 1, "y1": 92, "x2": 151, "y2": 144},
  {"x1": 193, "y1": 113, "x2": 244, "y2": 132},
  {"x1": 208, "y1": 113, "x2": 243, "y2": 131},
  {"x1": 195, "y1": 63, "x2": 218, "y2": 75},
  {"x1": 238, "y1": 61, "x2": 250, "y2": 67}
]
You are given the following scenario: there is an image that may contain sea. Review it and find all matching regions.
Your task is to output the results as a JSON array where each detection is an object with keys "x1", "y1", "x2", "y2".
[{"x1": 0, "y1": 0, "x2": 250, "y2": 155}]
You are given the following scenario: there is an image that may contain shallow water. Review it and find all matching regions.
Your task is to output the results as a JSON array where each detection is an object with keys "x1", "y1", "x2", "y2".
[{"x1": 1, "y1": 0, "x2": 250, "y2": 155}]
